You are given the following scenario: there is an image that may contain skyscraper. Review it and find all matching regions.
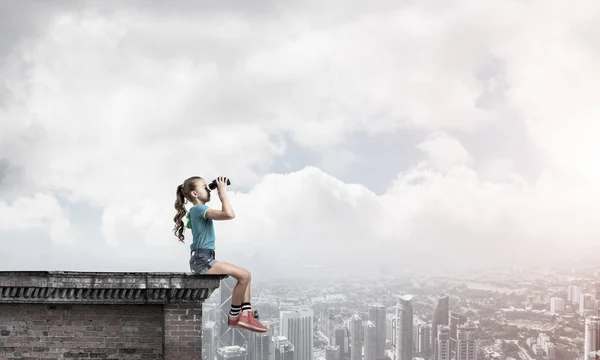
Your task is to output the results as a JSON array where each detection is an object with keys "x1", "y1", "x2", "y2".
[
  {"x1": 364, "y1": 321, "x2": 377, "y2": 360},
  {"x1": 449, "y1": 312, "x2": 467, "y2": 360},
  {"x1": 333, "y1": 326, "x2": 349, "y2": 360},
  {"x1": 204, "y1": 321, "x2": 217, "y2": 360},
  {"x1": 550, "y1": 297, "x2": 565, "y2": 314},
  {"x1": 568, "y1": 285, "x2": 581, "y2": 305},
  {"x1": 456, "y1": 324, "x2": 478, "y2": 360},
  {"x1": 436, "y1": 325, "x2": 450, "y2": 360},
  {"x1": 368, "y1": 303, "x2": 386, "y2": 360},
  {"x1": 432, "y1": 294, "x2": 450, "y2": 360},
  {"x1": 280, "y1": 309, "x2": 314, "y2": 360},
  {"x1": 350, "y1": 314, "x2": 362, "y2": 360},
  {"x1": 585, "y1": 316, "x2": 600, "y2": 360},
  {"x1": 248, "y1": 332, "x2": 270, "y2": 360},
  {"x1": 395, "y1": 295, "x2": 414, "y2": 360},
  {"x1": 581, "y1": 294, "x2": 596, "y2": 316},
  {"x1": 387, "y1": 314, "x2": 397, "y2": 348},
  {"x1": 274, "y1": 336, "x2": 295, "y2": 360},
  {"x1": 414, "y1": 321, "x2": 431, "y2": 356}
]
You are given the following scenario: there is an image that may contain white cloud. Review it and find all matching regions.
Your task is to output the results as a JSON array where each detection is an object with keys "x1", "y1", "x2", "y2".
[
  {"x1": 198, "y1": 164, "x2": 600, "y2": 278},
  {"x1": 417, "y1": 132, "x2": 472, "y2": 171},
  {"x1": 0, "y1": 193, "x2": 75, "y2": 245},
  {"x1": 1, "y1": 0, "x2": 600, "y2": 278},
  {"x1": 486, "y1": 0, "x2": 600, "y2": 183}
]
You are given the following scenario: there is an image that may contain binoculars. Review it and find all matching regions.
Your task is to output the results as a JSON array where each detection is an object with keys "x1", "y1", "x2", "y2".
[{"x1": 208, "y1": 178, "x2": 231, "y2": 190}]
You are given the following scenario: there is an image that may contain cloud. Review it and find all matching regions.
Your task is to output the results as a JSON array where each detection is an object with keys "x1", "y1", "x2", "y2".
[
  {"x1": 196, "y1": 162, "x2": 600, "y2": 278},
  {"x1": 481, "y1": 0, "x2": 600, "y2": 182},
  {"x1": 417, "y1": 132, "x2": 472, "y2": 171},
  {"x1": 0, "y1": 193, "x2": 75, "y2": 245},
  {"x1": 1, "y1": 0, "x2": 600, "y2": 279}
]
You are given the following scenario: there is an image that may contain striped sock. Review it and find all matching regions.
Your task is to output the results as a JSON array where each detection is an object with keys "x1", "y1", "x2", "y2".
[
  {"x1": 229, "y1": 304, "x2": 242, "y2": 317},
  {"x1": 241, "y1": 302, "x2": 252, "y2": 314}
]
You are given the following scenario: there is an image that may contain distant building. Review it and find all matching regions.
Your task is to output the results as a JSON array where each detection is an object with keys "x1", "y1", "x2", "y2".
[
  {"x1": 455, "y1": 324, "x2": 478, "y2": 360},
  {"x1": 550, "y1": 298, "x2": 564, "y2": 314},
  {"x1": 432, "y1": 294, "x2": 450, "y2": 360},
  {"x1": 280, "y1": 310, "x2": 314, "y2": 360},
  {"x1": 585, "y1": 316, "x2": 600, "y2": 360},
  {"x1": 395, "y1": 295, "x2": 414, "y2": 360}
]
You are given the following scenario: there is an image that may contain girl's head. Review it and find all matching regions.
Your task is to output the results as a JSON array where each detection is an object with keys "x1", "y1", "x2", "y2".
[{"x1": 172, "y1": 176, "x2": 211, "y2": 242}]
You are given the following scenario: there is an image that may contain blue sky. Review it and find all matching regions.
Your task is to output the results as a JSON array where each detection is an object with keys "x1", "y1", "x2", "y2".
[{"x1": 1, "y1": 0, "x2": 600, "y2": 280}]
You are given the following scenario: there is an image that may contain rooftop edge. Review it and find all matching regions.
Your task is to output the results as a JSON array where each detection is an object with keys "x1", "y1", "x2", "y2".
[{"x1": 0, "y1": 271, "x2": 227, "y2": 305}]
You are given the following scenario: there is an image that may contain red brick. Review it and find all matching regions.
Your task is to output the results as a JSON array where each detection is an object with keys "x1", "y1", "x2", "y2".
[{"x1": 0, "y1": 304, "x2": 162, "y2": 359}]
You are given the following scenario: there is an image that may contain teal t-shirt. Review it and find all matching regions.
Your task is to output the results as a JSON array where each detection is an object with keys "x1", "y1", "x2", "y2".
[{"x1": 186, "y1": 204, "x2": 216, "y2": 251}]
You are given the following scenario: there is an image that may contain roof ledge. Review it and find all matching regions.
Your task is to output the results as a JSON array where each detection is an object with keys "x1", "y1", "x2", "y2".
[{"x1": 0, "y1": 271, "x2": 227, "y2": 305}]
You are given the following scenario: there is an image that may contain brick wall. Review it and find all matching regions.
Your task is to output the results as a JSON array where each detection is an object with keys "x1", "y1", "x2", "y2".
[
  {"x1": 0, "y1": 303, "x2": 163, "y2": 359},
  {"x1": 163, "y1": 304, "x2": 203, "y2": 359},
  {"x1": 0, "y1": 271, "x2": 224, "y2": 360}
]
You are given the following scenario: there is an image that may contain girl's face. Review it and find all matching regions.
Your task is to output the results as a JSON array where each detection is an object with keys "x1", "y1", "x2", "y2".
[{"x1": 192, "y1": 179, "x2": 211, "y2": 203}]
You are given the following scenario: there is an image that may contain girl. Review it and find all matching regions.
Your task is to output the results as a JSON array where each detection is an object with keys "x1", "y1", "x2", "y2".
[{"x1": 173, "y1": 176, "x2": 267, "y2": 333}]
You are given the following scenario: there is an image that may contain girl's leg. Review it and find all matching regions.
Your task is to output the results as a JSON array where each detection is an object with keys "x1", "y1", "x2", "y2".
[
  {"x1": 244, "y1": 275, "x2": 251, "y2": 303},
  {"x1": 204, "y1": 261, "x2": 267, "y2": 333},
  {"x1": 204, "y1": 261, "x2": 250, "y2": 306}
]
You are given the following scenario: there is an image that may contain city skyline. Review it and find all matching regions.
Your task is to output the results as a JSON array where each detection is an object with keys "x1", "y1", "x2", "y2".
[{"x1": 202, "y1": 263, "x2": 600, "y2": 360}]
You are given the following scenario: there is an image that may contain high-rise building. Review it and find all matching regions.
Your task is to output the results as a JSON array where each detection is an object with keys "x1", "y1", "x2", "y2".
[
  {"x1": 274, "y1": 336, "x2": 295, "y2": 360},
  {"x1": 350, "y1": 315, "x2": 363, "y2": 360},
  {"x1": 456, "y1": 324, "x2": 478, "y2": 360},
  {"x1": 364, "y1": 321, "x2": 377, "y2": 360},
  {"x1": 581, "y1": 294, "x2": 596, "y2": 316},
  {"x1": 333, "y1": 326, "x2": 349, "y2": 360},
  {"x1": 218, "y1": 346, "x2": 248, "y2": 360},
  {"x1": 395, "y1": 295, "x2": 414, "y2": 360},
  {"x1": 280, "y1": 309, "x2": 314, "y2": 360},
  {"x1": 568, "y1": 285, "x2": 581, "y2": 305},
  {"x1": 387, "y1": 314, "x2": 397, "y2": 348},
  {"x1": 248, "y1": 332, "x2": 270, "y2": 360},
  {"x1": 449, "y1": 312, "x2": 467, "y2": 360},
  {"x1": 326, "y1": 345, "x2": 341, "y2": 360},
  {"x1": 368, "y1": 304, "x2": 387, "y2": 360},
  {"x1": 320, "y1": 308, "x2": 333, "y2": 340},
  {"x1": 550, "y1": 298, "x2": 565, "y2": 314},
  {"x1": 204, "y1": 321, "x2": 217, "y2": 360},
  {"x1": 534, "y1": 333, "x2": 555, "y2": 360},
  {"x1": 432, "y1": 294, "x2": 450, "y2": 360},
  {"x1": 436, "y1": 325, "x2": 450, "y2": 360},
  {"x1": 585, "y1": 316, "x2": 600, "y2": 360},
  {"x1": 419, "y1": 322, "x2": 432, "y2": 356}
]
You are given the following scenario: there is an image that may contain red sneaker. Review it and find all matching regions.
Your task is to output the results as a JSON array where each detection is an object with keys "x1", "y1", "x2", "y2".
[
  {"x1": 228, "y1": 314, "x2": 240, "y2": 327},
  {"x1": 237, "y1": 310, "x2": 268, "y2": 333}
]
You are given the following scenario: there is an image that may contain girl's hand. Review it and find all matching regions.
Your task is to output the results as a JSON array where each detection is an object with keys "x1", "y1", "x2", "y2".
[{"x1": 216, "y1": 176, "x2": 229, "y2": 193}]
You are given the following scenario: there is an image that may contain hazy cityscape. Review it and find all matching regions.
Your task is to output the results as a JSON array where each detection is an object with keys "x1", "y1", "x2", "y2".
[{"x1": 202, "y1": 264, "x2": 600, "y2": 360}]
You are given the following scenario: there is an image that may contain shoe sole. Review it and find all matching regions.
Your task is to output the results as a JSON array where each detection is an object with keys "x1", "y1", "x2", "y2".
[{"x1": 237, "y1": 321, "x2": 268, "y2": 333}]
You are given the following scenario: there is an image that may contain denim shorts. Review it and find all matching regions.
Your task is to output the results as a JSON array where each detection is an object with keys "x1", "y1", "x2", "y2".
[{"x1": 189, "y1": 248, "x2": 217, "y2": 275}]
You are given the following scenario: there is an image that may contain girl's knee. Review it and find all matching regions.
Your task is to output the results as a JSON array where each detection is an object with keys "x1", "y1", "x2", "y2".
[{"x1": 237, "y1": 269, "x2": 251, "y2": 283}]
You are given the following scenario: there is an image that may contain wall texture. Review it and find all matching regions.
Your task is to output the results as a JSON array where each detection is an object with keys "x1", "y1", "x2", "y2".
[{"x1": 0, "y1": 271, "x2": 225, "y2": 360}]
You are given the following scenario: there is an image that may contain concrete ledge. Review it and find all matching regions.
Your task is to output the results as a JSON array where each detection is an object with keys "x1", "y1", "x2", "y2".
[{"x1": 0, "y1": 271, "x2": 227, "y2": 304}]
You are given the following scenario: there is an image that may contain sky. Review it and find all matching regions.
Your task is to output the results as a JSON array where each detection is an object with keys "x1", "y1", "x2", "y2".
[{"x1": 1, "y1": 0, "x2": 600, "y2": 281}]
